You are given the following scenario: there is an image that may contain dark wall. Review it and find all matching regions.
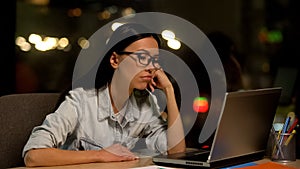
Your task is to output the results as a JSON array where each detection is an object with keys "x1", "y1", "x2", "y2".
[{"x1": 0, "y1": 1, "x2": 16, "y2": 96}]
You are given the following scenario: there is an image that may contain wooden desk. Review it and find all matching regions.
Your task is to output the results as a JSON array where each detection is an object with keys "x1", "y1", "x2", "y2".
[
  {"x1": 9, "y1": 158, "x2": 153, "y2": 169},
  {"x1": 9, "y1": 158, "x2": 300, "y2": 169},
  {"x1": 254, "y1": 158, "x2": 299, "y2": 168}
]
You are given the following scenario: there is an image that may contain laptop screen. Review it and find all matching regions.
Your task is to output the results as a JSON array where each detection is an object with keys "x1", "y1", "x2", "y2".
[
  {"x1": 153, "y1": 87, "x2": 282, "y2": 168},
  {"x1": 209, "y1": 87, "x2": 282, "y2": 162}
]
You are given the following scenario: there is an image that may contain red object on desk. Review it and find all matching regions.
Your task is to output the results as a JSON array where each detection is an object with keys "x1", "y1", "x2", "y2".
[
  {"x1": 238, "y1": 162, "x2": 298, "y2": 169},
  {"x1": 287, "y1": 118, "x2": 298, "y2": 134}
]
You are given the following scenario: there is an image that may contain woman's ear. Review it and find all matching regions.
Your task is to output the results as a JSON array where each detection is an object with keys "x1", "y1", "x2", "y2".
[{"x1": 110, "y1": 52, "x2": 120, "y2": 69}]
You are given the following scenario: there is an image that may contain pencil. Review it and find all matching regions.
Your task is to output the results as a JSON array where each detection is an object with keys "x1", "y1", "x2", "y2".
[
  {"x1": 272, "y1": 129, "x2": 281, "y2": 156},
  {"x1": 284, "y1": 130, "x2": 296, "y2": 146}
]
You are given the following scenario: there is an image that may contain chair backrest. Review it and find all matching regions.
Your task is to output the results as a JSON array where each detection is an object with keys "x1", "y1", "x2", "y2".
[{"x1": 0, "y1": 93, "x2": 61, "y2": 168}]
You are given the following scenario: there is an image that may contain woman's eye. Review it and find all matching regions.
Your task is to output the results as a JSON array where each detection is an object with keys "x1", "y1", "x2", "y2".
[{"x1": 139, "y1": 55, "x2": 147, "y2": 61}]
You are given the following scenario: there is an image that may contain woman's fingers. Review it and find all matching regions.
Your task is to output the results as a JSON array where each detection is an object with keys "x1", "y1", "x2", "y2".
[
  {"x1": 148, "y1": 78, "x2": 156, "y2": 92},
  {"x1": 151, "y1": 69, "x2": 171, "y2": 90},
  {"x1": 103, "y1": 144, "x2": 138, "y2": 159}
]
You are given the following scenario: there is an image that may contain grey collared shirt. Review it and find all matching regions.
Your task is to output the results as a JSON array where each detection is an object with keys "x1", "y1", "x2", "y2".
[{"x1": 22, "y1": 87, "x2": 167, "y2": 157}]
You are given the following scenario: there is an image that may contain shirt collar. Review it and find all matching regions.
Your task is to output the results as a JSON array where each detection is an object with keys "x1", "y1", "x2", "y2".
[
  {"x1": 97, "y1": 87, "x2": 152, "y2": 123},
  {"x1": 97, "y1": 86, "x2": 112, "y2": 121}
]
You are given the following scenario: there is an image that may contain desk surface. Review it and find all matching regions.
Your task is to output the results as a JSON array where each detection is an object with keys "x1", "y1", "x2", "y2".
[
  {"x1": 9, "y1": 158, "x2": 300, "y2": 169},
  {"x1": 255, "y1": 158, "x2": 299, "y2": 168},
  {"x1": 9, "y1": 158, "x2": 153, "y2": 169}
]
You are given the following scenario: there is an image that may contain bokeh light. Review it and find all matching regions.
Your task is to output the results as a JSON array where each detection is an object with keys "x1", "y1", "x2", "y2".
[{"x1": 193, "y1": 96, "x2": 209, "y2": 113}]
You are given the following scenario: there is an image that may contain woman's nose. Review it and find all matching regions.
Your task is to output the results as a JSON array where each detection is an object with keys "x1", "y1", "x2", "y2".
[
  {"x1": 145, "y1": 62, "x2": 155, "y2": 70},
  {"x1": 145, "y1": 68, "x2": 155, "y2": 74}
]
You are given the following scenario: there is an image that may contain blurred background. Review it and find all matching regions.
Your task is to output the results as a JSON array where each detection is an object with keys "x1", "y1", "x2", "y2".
[
  {"x1": 1, "y1": 0, "x2": 299, "y2": 95},
  {"x1": 0, "y1": 0, "x2": 299, "y2": 156}
]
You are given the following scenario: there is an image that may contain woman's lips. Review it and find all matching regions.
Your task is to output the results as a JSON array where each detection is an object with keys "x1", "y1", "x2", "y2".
[{"x1": 140, "y1": 76, "x2": 152, "y2": 81}]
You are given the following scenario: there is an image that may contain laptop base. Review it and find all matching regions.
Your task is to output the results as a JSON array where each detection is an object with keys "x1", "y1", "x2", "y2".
[{"x1": 153, "y1": 152, "x2": 265, "y2": 168}]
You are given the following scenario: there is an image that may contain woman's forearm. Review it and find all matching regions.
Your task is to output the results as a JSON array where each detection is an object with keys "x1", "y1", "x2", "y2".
[
  {"x1": 164, "y1": 86, "x2": 186, "y2": 154},
  {"x1": 24, "y1": 148, "x2": 101, "y2": 167},
  {"x1": 24, "y1": 145, "x2": 137, "y2": 167}
]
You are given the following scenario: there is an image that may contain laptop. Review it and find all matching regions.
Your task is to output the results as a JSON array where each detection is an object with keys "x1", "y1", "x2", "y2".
[{"x1": 152, "y1": 87, "x2": 282, "y2": 168}]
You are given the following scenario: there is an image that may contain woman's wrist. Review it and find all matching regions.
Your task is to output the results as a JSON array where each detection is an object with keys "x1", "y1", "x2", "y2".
[
  {"x1": 92, "y1": 149, "x2": 105, "y2": 162},
  {"x1": 163, "y1": 85, "x2": 174, "y2": 94}
]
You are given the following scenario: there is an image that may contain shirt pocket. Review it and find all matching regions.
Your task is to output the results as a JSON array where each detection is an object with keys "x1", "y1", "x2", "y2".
[
  {"x1": 126, "y1": 123, "x2": 148, "y2": 150},
  {"x1": 125, "y1": 135, "x2": 144, "y2": 150},
  {"x1": 79, "y1": 137, "x2": 103, "y2": 150},
  {"x1": 129, "y1": 123, "x2": 148, "y2": 138}
]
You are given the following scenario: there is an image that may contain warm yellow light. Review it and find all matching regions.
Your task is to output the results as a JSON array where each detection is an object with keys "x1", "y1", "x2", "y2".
[
  {"x1": 28, "y1": 0, "x2": 49, "y2": 6},
  {"x1": 58, "y1": 37, "x2": 69, "y2": 48},
  {"x1": 167, "y1": 39, "x2": 181, "y2": 50},
  {"x1": 162, "y1": 30, "x2": 175, "y2": 40},
  {"x1": 111, "y1": 22, "x2": 124, "y2": 31},
  {"x1": 35, "y1": 41, "x2": 48, "y2": 51},
  {"x1": 73, "y1": 8, "x2": 82, "y2": 17},
  {"x1": 44, "y1": 37, "x2": 58, "y2": 49},
  {"x1": 28, "y1": 34, "x2": 42, "y2": 44},
  {"x1": 122, "y1": 7, "x2": 135, "y2": 17},
  {"x1": 15, "y1": 36, "x2": 26, "y2": 46},
  {"x1": 68, "y1": 8, "x2": 82, "y2": 17},
  {"x1": 20, "y1": 42, "x2": 31, "y2": 52},
  {"x1": 101, "y1": 10, "x2": 111, "y2": 19},
  {"x1": 78, "y1": 37, "x2": 90, "y2": 49}
]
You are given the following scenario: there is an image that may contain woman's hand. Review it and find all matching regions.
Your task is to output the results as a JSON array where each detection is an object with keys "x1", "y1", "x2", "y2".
[
  {"x1": 99, "y1": 144, "x2": 139, "y2": 162},
  {"x1": 149, "y1": 69, "x2": 172, "y2": 92}
]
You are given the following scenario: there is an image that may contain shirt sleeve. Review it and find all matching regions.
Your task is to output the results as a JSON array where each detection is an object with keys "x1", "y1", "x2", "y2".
[
  {"x1": 22, "y1": 88, "x2": 83, "y2": 157},
  {"x1": 145, "y1": 117, "x2": 168, "y2": 154}
]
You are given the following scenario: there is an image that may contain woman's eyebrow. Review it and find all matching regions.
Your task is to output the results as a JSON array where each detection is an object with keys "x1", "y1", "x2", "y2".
[
  {"x1": 134, "y1": 49, "x2": 149, "y2": 53},
  {"x1": 135, "y1": 49, "x2": 159, "y2": 55}
]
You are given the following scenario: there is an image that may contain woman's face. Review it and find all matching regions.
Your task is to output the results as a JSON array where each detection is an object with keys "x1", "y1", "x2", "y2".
[{"x1": 116, "y1": 37, "x2": 159, "y2": 91}]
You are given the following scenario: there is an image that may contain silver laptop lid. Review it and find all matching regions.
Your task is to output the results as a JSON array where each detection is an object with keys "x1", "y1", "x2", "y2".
[{"x1": 208, "y1": 87, "x2": 282, "y2": 162}]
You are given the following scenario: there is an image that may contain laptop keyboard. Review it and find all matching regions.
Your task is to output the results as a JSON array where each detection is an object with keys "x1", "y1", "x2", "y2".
[
  {"x1": 166, "y1": 149, "x2": 210, "y2": 161},
  {"x1": 182, "y1": 151, "x2": 210, "y2": 161}
]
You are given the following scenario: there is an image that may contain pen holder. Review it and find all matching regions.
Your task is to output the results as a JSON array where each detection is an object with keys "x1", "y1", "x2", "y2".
[{"x1": 271, "y1": 131, "x2": 296, "y2": 162}]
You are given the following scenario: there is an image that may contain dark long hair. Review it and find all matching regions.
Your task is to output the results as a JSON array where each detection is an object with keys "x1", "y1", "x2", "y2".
[
  {"x1": 55, "y1": 23, "x2": 161, "y2": 108},
  {"x1": 95, "y1": 23, "x2": 161, "y2": 89}
]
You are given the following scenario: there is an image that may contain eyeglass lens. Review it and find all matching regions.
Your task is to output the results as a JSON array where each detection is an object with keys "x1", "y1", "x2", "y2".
[{"x1": 134, "y1": 52, "x2": 161, "y2": 69}]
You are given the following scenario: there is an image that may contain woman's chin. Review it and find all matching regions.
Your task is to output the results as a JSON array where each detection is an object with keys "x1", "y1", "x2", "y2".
[{"x1": 134, "y1": 84, "x2": 148, "y2": 91}]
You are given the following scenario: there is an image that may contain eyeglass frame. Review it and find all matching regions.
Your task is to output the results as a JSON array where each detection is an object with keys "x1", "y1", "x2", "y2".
[{"x1": 116, "y1": 49, "x2": 161, "y2": 69}]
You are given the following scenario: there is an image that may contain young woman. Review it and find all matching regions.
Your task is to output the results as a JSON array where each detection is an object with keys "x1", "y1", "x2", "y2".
[{"x1": 22, "y1": 23, "x2": 186, "y2": 167}]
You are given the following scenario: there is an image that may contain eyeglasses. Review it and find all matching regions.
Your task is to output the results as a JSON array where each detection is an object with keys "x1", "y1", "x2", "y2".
[{"x1": 116, "y1": 49, "x2": 161, "y2": 69}]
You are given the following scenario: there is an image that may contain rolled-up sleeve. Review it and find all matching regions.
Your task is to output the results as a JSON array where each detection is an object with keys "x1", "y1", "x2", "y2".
[{"x1": 22, "y1": 89, "x2": 82, "y2": 157}]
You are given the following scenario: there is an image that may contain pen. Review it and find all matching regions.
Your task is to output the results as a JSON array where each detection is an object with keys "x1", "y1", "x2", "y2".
[
  {"x1": 279, "y1": 116, "x2": 291, "y2": 144},
  {"x1": 284, "y1": 130, "x2": 296, "y2": 146},
  {"x1": 272, "y1": 130, "x2": 281, "y2": 155},
  {"x1": 275, "y1": 116, "x2": 290, "y2": 156},
  {"x1": 80, "y1": 138, "x2": 104, "y2": 149},
  {"x1": 282, "y1": 117, "x2": 298, "y2": 144},
  {"x1": 272, "y1": 129, "x2": 284, "y2": 159},
  {"x1": 286, "y1": 112, "x2": 295, "y2": 127},
  {"x1": 287, "y1": 118, "x2": 298, "y2": 134},
  {"x1": 281, "y1": 116, "x2": 291, "y2": 133},
  {"x1": 272, "y1": 129, "x2": 281, "y2": 153}
]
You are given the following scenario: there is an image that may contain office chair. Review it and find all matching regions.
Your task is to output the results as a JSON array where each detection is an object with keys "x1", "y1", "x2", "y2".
[{"x1": 0, "y1": 93, "x2": 60, "y2": 168}]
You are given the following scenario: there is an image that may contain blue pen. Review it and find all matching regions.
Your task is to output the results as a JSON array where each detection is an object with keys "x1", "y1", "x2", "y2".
[
  {"x1": 282, "y1": 116, "x2": 291, "y2": 133},
  {"x1": 276, "y1": 116, "x2": 291, "y2": 156}
]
